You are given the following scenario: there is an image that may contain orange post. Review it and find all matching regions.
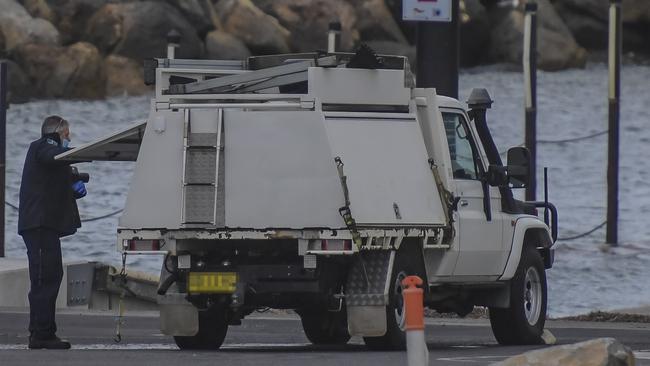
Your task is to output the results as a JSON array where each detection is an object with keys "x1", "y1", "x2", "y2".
[
  {"x1": 402, "y1": 275, "x2": 425, "y2": 330},
  {"x1": 402, "y1": 275, "x2": 428, "y2": 366}
]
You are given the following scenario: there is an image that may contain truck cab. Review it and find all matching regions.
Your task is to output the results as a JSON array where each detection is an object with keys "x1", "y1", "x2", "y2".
[{"x1": 57, "y1": 49, "x2": 557, "y2": 350}]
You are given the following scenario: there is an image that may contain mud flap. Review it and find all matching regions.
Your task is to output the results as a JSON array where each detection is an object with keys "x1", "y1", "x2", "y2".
[
  {"x1": 158, "y1": 293, "x2": 198, "y2": 336},
  {"x1": 346, "y1": 250, "x2": 395, "y2": 336}
]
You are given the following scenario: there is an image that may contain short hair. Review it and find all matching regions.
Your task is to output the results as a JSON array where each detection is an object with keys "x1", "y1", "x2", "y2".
[{"x1": 41, "y1": 115, "x2": 69, "y2": 136}]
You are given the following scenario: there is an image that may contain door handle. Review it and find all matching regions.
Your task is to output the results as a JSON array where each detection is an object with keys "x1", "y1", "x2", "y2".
[{"x1": 459, "y1": 200, "x2": 469, "y2": 207}]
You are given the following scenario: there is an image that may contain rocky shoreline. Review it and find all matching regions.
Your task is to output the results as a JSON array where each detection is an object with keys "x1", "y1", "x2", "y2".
[{"x1": 1, "y1": 0, "x2": 649, "y2": 102}]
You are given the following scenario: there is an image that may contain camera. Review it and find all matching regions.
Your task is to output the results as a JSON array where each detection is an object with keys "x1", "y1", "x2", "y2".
[{"x1": 71, "y1": 166, "x2": 90, "y2": 183}]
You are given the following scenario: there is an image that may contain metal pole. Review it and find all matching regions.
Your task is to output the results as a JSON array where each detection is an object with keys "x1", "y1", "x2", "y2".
[
  {"x1": 415, "y1": 0, "x2": 459, "y2": 98},
  {"x1": 0, "y1": 61, "x2": 7, "y2": 258},
  {"x1": 523, "y1": 2, "x2": 537, "y2": 201},
  {"x1": 167, "y1": 29, "x2": 181, "y2": 59},
  {"x1": 606, "y1": 0, "x2": 621, "y2": 246},
  {"x1": 327, "y1": 21, "x2": 341, "y2": 53}
]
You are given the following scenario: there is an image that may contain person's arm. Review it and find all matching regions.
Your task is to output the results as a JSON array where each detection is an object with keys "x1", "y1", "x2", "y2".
[{"x1": 36, "y1": 143, "x2": 73, "y2": 166}]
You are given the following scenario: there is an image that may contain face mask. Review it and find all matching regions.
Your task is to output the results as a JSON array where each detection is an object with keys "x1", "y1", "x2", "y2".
[{"x1": 62, "y1": 139, "x2": 70, "y2": 148}]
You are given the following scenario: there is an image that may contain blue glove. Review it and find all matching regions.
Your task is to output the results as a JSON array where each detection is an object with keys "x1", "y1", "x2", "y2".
[{"x1": 72, "y1": 181, "x2": 87, "y2": 199}]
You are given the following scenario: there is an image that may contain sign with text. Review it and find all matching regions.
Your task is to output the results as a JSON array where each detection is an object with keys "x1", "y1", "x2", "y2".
[{"x1": 402, "y1": 0, "x2": 452, "y2": 22}]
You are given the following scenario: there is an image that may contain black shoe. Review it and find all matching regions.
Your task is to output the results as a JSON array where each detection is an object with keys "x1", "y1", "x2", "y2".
[{"x1": 28, "y1": 336, "x2": 71, "y2": 350}]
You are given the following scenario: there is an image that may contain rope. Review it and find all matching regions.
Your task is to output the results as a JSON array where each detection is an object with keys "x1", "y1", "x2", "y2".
[
  {"x1": 557, "y1": 221, "x2": 607, "y2": 241},
  {"x1": 5, "y1": 201, "x2": 123, "y2": 222},
  {"x1": 537, "y1": 130, "x2": 608, "y2": 144}
]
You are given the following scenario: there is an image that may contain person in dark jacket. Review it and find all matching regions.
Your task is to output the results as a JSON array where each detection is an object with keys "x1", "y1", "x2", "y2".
[{"x1": 18, "y1": 115, "x2": 87, "y2": 350}]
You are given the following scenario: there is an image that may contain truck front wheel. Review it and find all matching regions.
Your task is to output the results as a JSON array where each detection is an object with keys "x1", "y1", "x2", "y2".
[
  {"x1": 174, "y1": 307, "x2": 228, "y2": 350},
  {"x1": 298, "y1": 306, "x2": 350, "y2": 345},
  {"x1": 489, "y1": 245, "x2": 547, "y2": 345}
]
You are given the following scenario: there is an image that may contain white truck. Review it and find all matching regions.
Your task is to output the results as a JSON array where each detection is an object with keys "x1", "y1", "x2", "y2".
[{"x1": 58, "y1": 49, "x2": 557, "y2": 350}]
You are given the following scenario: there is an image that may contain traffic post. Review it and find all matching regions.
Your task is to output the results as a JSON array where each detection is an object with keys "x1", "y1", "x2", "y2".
[
  {"x1": 523, "y1": 2, "x2": 538, "y2": 201},
  {"x1": 404, "y1": 0, "x2": 460, "y2": 97},
  {"x1": 0, "y1": 61, "x2": 6, "y2": 258},
  {"x1": 402, "y1": 275, "x2": 428, "y2": 366},
  {"x1": 606, "y1": 0, "x2": 621, "y2": 246}
]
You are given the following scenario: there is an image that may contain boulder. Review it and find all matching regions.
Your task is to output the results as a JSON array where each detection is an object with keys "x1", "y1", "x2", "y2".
[
  {"x1": 553, "y1": 0, "x2": 608, "y2": 50},
  {"x1": 39, "y1": 0, "x2": 106, "y2": 45},
  {"x1": 13, "y1": 41, "x2": 106, "y2": 99},
  {"x1": 4, "y1": 60, "x2": 32, "y2": 103},
  {"x1": 486, "y1": 0, "x2": 587, "y2": 71},
  {"x1": 166, "y1": 0, "x2": 219, "y2": 37},
  {"x1": 85, "y1": 1, "x2": 203, "y2": 60},
  {"x1": 347, "y1": 0, "x2": 408, "y2": 43},
  {"x1": 204, "y1": 30, "x2": 251, "y2": 60},
  {"x1": 492, "y1": 338, "x2": 634, "y2": 366},
  {"x1": 21, "y1": 0, "x2": 56, "y2": 24},
  {"x1": 0, "y1": 0, "x2": 59, "y2": 52},
  {"x1": 253, "y1": 0, "x2": 359, "y2": 52},
  {"x1": 622, "y1": 0, "x2": 650, "y2": 24},
  {"x1": 104, "y1": 55, "x2": 152, "y2": 97},
  {"x1": 216, "y1": 0, "x2": 291, "y2": 55},
  {"x1": 461, "y1": 0, "x2": 491, "y2": 67}
]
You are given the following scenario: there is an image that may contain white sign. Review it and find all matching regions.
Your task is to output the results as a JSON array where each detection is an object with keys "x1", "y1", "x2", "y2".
[{"x1": 402, "y1": 0, "x2": 452, "y2": 22}]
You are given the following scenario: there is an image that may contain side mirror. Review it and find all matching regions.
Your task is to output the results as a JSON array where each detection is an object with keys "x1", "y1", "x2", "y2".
[
  {"x1": 487, "y1": 165, "x2": 508, "y2": 187},
  {"x1": 507, "y1": 147, "x2": 531, "y2": 188}
]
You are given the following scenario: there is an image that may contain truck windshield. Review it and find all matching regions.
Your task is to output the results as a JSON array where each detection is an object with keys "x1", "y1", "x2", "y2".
[{"x1": 442, "y1": 112, "x2": 479, "y2": 180}]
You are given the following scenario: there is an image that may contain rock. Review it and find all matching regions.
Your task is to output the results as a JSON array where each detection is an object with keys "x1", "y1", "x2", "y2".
[
  {"x1": 166, "y1": 0, "x2": 219, "y2": 37},
  {"x1": 104, "y1": 55, "x2": 152, "y2": 97},
  {"x1": 4, "y1": 60, "x2": 32, "y2": 103},
  {"x1": 487, "y1": 0, "x2": 587, "y2": 71},
  {"x1": 42, "y1": 0, "x2": 106, "y2": 45},
  {"x1": 253, "y1": 0, "x2": 359, "y2": 52},
  {"x1": 21, "y1": 0, "x2": 56, "y2": 24},
  {"x1": 13, "y1": 41, "x2": 106, "y2": 99},
  {"x1": 0, "y1": 0, "x2": 59, "y2": 52},
  {"x1": 622, "y1": 0, "x2": 650, "y2": 24},
  {"x1": 85, "y1": 1, "x2": 203, "y2": 60},
  {"x1": 216, "y1": 0, "x2": 291, "y2": 55},
  {"x1": 553, "y1": 0, "x2": 609, "y2": 49},
  {"x1": 492, "y1": 338, "x2": 634, "y2": 366},
  {"x1": 204, "y1": 30, "x2": 251, "y2": 60},
  {"x1": 347, "y1": 0, "x2": 407, "y2": 43},
  {"x1": 461, "y1": 0, "x2": 491, "y2": 67}
]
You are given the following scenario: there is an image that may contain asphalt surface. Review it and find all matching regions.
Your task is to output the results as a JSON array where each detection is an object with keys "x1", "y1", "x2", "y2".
[{"x1": 1, "y1": 310, "x2": 649, "y2": 365}]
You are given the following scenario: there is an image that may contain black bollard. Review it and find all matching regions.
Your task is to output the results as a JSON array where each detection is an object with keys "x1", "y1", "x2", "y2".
[{"x1": 606, "y1": 0, "x2": 622, "y2": 246}]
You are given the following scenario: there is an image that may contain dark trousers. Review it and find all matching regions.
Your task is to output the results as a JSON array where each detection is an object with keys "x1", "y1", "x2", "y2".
[{"x1": 21, "y1": 228, "x2": 63, "y2": 340}]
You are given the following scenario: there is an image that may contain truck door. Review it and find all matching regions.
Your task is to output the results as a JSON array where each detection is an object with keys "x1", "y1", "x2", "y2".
[{"x1": 442, "y1": 112, "x2": 505, "y2": 277}]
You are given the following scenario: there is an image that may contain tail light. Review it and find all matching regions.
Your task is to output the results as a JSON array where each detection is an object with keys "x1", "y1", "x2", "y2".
[
  {"x1": 123, "y1": 239, "x2": 161, "y2": 251},
  {"x1": 319, "y1": 239, "x2": 353, "y2": 251}
]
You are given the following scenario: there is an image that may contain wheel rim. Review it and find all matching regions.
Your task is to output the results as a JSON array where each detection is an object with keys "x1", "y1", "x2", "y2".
[
  {"x1": 394, "y1": 272, "x2": 407, "y2": 330},
  {"x1": 523, "y1": 266, "x2": 542, "y2": 326}
]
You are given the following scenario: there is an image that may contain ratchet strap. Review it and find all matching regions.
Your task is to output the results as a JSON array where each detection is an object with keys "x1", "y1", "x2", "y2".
[
  {"x1": 113, "y1": 251, "x2": 128, "y2": 343},
  {"x1": 428, "y1": 158, "x2": 460, "y2": 242},
  {"x1": 334, "y1": 157, "x2": 363, "y2": 250}
]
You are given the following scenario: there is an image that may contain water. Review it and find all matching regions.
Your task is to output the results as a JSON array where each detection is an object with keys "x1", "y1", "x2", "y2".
[{"x1": 5, "y1": 63, "x2": 650, "y2": 317}]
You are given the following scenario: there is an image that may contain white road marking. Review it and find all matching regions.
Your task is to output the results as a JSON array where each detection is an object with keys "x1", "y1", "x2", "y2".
[
  {"x1": 437, "y1": 355, "x2": 510, "y2": 363},
  {"x1": 635, "y1": 351, "x2": 650, "y2": 360},
  {"x1": 0, "y1": 342, "x2": 313, "y2": 351}
]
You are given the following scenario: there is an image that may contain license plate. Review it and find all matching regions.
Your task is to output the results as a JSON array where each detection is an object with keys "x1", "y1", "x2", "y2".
[{"x1": 188, "y1": 272, "x2": 238, "y2": 294}]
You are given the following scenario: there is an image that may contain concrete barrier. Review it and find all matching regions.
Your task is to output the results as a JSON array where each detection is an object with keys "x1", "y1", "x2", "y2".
[{"x1": 0, "y1": 258, "x2": 159, "y2": 312}]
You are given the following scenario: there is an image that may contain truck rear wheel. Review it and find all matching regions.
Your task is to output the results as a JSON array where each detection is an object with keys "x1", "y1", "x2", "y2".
[
  {"x1": 299, "y1": 306, "x2": 350, "y2": 345},
  {"x1": 489, "y1": 245, "x2": 547, "y2": 345},
  {"x1": 362, "y1": 270, "x2": 409, "y2": 351},
  {"x1": 174, "y1": 307, "x2": 228, "y2": 350}
]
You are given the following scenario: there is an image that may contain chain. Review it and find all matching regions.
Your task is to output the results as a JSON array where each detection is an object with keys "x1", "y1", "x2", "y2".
[
  {"x1": 428, "y1": 159, "x2": 459, "y2": 242},
  {"x1": 113, "y1": 251, "x2": 128, "y2": 343}
]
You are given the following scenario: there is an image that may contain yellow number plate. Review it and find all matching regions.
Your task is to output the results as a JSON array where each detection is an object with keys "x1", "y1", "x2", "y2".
[{"x1": 188, "y1": 272, "x2": 238, "y2": 294}]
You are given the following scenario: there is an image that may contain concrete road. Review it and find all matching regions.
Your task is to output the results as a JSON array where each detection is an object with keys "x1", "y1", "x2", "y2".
[{"x1": 1, "y1": 309, "x2": 649, "y2": 365}]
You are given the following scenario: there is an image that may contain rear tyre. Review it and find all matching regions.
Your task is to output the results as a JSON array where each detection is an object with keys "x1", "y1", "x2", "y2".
[
  {"x1": 489, "y1": 245, "x2": 547, "y2": 345},
  {"x1": 362, "y1": 267, "x2": 409, "y2": 351},
  {"x1": 299, "y1": 306, "x2": 351, "y2": 345},
  {"x1": 174, "y1": 307, "x2": 228, "y2": 350}
]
